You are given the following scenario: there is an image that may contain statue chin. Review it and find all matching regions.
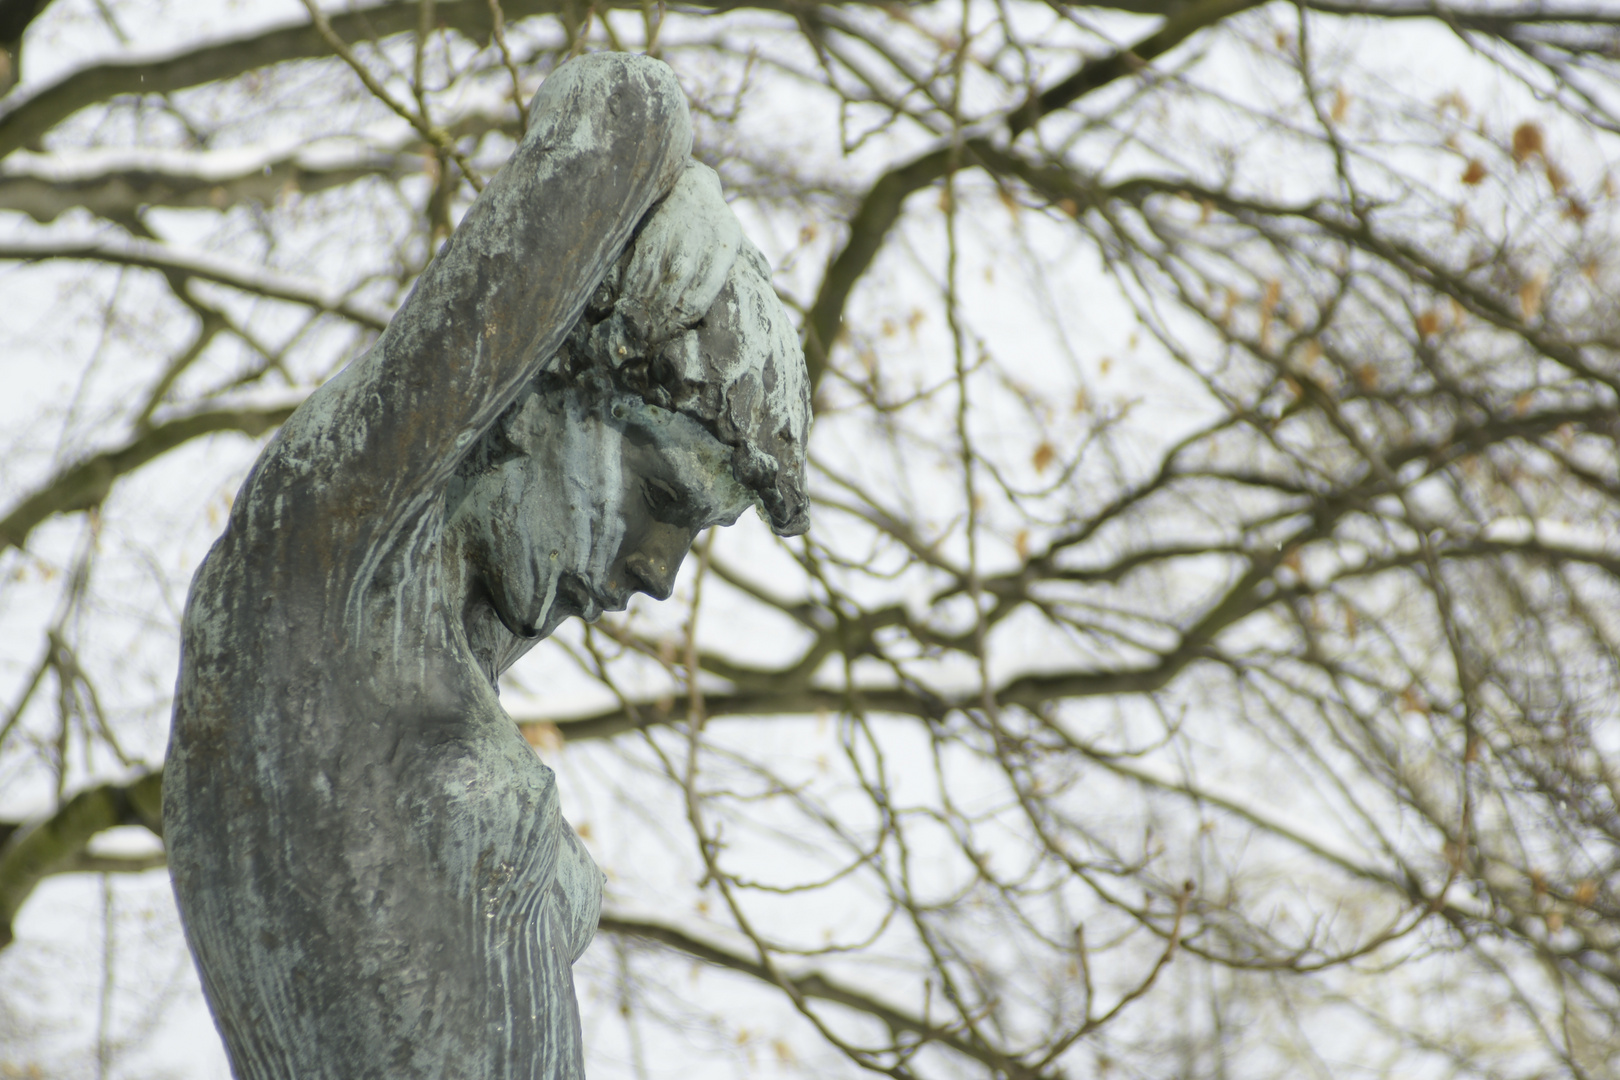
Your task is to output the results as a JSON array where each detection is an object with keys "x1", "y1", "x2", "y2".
[
  {"x1": 496, "y1": 574, "x2": 612, "y2": 642},
  {"x1": 473, "y1": 564, "x2": 583, "y2": 676}
]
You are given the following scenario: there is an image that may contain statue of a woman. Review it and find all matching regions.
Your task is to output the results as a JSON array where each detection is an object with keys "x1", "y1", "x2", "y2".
[{"x1": 162, "y1": 53, "x2": 809, "y2": 1080}]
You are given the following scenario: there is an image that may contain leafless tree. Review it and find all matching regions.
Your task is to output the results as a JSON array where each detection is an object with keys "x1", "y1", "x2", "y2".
[{"x1": 2, "y1": 0, "x2": 1618, "y2": 1077}]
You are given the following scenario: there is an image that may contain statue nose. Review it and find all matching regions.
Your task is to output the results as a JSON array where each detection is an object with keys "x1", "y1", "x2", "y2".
[
  {"x1": 625, "y1": 552, "x2": 678, "y2": 600},
  {"x1": 623, "y1": 521, "x2": 694, "y2": 601}
]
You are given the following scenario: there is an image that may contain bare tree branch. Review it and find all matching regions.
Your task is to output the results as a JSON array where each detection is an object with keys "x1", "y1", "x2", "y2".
[
  {"x1": 600, "y1": 909, "x2": 1047, "y2": 1077},
  {"x1": 0, "y1": 0, "x2": 504, "y2": 158},
  {"x1": 0, "y1": 0, "x2": 58, "y2": 95},
  {"x1": 0, "y1": 150, "x2": 410, "y2": 223},
  {"x1": 0, "y1": 0, "x2": 904, "y2": 160},
  {"x1": 0, "y1": 238, "x2": 390, "y2": 328},
  {"x1": 804, "y1": 0, "x2": 1263, "y2": 385},
  {"x1": 0, "y1": 770, "x2": 161, "y2": 948},
  {"x1": 0, "y1": 405, "x2": 296, "y2": 551}
]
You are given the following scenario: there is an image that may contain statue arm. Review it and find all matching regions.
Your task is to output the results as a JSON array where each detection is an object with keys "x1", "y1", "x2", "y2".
[{"x1": 237, "y1": 54, "x2": 693, "y2": 559}]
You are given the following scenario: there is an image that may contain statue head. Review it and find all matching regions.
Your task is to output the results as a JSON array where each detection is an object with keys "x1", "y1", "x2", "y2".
[{"x1": 447, "y1": 163, "x2": 811, "y2": 651}]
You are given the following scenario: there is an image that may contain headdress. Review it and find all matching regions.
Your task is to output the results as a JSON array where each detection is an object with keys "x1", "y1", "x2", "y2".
[{"x1": 551, "y1": 162, "x2": 812, "y2": 536}]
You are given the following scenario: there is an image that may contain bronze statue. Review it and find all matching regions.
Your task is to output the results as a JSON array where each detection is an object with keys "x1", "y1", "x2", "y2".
[{"x1": 163, "y1": 52, "x2": 809, "y2": 1080}]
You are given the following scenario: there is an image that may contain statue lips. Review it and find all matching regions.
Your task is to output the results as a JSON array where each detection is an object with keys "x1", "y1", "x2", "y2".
[
  {"x1": 594, "y1": 585, "x2": 631, "y2": 613},
  {"x1": 557, "y1": 573, "x2": 616, "y2": 620}
]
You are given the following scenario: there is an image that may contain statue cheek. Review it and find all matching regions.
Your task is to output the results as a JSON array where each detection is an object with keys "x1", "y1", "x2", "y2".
[
  {"x1": 515, "y1": 459, "x2": 598, "y2": 588},
  {"x1": 562, "y1": 426, "x2": 630, "y2": 579}
]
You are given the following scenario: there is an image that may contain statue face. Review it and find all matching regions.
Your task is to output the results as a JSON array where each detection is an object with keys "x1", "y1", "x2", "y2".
[{"x1": 451, "y1": 378, "x2": 755, "y2": 643}]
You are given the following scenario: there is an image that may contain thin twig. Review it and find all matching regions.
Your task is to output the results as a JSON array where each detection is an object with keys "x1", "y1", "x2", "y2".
[
  {"x1": 297, "y1": 0, "x2": 484, "y2": 192},
  {"x1": 488, "y1": 0, "x2": 529, "y2": 129}
]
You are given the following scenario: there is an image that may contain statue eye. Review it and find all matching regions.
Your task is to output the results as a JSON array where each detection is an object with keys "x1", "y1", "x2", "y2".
[{"x1": 643, "y1": 478, "x2": 679, "y2": 515}]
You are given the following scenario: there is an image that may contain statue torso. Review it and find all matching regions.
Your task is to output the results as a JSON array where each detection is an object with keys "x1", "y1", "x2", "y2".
[{"x1": 165, "y1": 495, "x2": 601, "y2": 1080}]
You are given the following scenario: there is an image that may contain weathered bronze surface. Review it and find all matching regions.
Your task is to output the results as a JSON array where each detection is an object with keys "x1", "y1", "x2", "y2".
[{"x1": 164, "y1": 52, "x2": 809, "y2": 1080}]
